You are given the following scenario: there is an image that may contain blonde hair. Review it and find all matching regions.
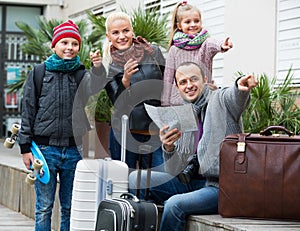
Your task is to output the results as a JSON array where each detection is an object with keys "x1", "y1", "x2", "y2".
[
  {"x1": 168, "y1": 2, "x2": 201, "y2": 48},
  {"x1": 103, "y1": 12, "x2": 133, "y2": 64}
]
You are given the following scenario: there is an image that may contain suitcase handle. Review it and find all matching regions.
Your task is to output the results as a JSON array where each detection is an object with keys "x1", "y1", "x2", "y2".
[
  {"x1": 120, "y1": 193, "x2": 140, "y2": 202},
  {"x1": 259, "y1": 126, "x2": 294, "y2": 137}
]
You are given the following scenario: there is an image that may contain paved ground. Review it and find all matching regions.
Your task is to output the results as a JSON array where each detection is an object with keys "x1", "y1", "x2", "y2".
[{"x1": 0, "y1": 204, "x2": 34, "y2": 231}]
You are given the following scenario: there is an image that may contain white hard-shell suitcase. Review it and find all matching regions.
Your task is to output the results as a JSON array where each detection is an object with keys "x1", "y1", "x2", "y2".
[{"x1": 70, "y1": 116, "x2": 129, "y2": 231}]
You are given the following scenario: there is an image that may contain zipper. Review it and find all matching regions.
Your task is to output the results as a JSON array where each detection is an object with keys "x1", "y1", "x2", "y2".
[{"x1": 58, "y1": 73, "x2": 63, "y2": 145}]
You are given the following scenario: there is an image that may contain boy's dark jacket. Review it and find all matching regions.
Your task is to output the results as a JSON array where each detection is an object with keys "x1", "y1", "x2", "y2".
[{"x1": 19, "y1": 64, "x2": 106, "y2": 154}]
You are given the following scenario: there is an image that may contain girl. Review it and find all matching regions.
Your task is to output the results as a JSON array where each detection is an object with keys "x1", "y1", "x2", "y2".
[{"x1": 161, "y1": 1, "x2": 233, "y2": 106}]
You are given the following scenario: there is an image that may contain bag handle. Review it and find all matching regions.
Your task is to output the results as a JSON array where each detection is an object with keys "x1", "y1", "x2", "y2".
[
  {"x1": 120, "y1": 192, "x2": 140, "y2": 202},
  {"x1": 259, "y1": 125, "x2": 294, "y2": 137}
]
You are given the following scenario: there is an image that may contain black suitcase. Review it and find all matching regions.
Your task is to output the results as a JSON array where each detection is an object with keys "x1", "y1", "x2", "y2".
[{"x1": 95, "y1": 192, "x2": 158, "y2": 231}]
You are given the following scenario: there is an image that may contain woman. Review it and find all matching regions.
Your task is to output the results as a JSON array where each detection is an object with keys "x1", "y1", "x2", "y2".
[{"x1": 104, "y1": 12, "x2": 165, "y2": 172}]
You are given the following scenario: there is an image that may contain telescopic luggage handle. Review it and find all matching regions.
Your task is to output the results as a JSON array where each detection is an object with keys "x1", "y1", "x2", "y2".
[{"x1": 121, "y1": 114, "x2": 129, "y2": 163}]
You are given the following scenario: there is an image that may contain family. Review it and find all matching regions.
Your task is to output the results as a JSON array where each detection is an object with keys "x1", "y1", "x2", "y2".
[{"x1": 17, "y1": 1, "x2": 258, "y2": 231}]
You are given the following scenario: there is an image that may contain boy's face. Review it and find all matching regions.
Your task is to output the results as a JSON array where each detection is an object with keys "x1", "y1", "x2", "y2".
[
  {"x1": 175, "y1": 64, "x2": 205, "y2": 103},
  {"x1": 52, "y1": 37, "x2": 80, "y2": 59}
]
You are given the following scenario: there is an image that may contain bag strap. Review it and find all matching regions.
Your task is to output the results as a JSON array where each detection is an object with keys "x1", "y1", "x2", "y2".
[
  {"x1": 33, "y1": 63, "x2": 46, "y2": 101},
  {"x1": 33, "y1": 63, "x2": 86, "y2": 99}
]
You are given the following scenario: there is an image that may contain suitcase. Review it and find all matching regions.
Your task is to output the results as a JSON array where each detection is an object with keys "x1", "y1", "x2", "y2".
[
  {"x1": 95, "y1": 193, "x2": 158, "y2": 231},
  {"x1": 95, "y1": 115, "x2": 158, "y2": 231},
  {"x1": 70, "y1": 144, "x2": 129, "y2": 230},
  {"x1": 219, "y1": 125, "x2": 300, "y2": 220}
]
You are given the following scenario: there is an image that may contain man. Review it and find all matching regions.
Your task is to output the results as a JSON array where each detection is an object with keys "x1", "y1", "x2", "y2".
[{"x1": 129, "y1": 61, "x2": 258, "y2": 231}]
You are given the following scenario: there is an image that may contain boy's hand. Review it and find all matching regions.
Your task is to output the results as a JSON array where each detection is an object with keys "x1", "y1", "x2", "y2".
[{"x1": 22, "y1": 152, "x2": 34, "y2": 170}]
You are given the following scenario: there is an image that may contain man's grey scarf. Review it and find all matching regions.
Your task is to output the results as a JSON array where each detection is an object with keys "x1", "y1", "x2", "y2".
[{"x1": 177, "y1": 85, "x2": 209, "y2": 155}]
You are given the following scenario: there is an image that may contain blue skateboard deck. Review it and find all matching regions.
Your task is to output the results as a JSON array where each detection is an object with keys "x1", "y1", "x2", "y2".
[
  {"x1": 3, "y1": 123, "x2": 50, "y2": 184},
  {"x1": 30, "y1": 141, "x2": 50, "y2": 184}
]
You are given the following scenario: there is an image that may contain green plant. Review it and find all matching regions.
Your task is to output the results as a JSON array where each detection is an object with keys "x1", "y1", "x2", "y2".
[
  {"x1": 127, "y1": 6, "x2": 169, "y2": 49},
  {"x1": 94, "y1": 90, "x2": 113, "y2": 122},
  {"x1": 242, "y1": 68, "x2": 300, "y2": 135}
]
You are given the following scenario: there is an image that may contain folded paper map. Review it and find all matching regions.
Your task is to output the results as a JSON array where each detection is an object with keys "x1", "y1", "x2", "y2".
[{"x1": 144, "y1": 103, "x2": 198, "y2": 133}]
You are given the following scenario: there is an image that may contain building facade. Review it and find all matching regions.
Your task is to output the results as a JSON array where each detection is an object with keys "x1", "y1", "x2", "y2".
[{"x1": 0, "y1": 0, "x2": 299, "y2": 136}]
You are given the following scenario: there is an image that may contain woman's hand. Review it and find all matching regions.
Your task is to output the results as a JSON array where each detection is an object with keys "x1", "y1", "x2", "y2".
[{"x1": 122, "y1": 59, "x2": 139, "y2": 88}]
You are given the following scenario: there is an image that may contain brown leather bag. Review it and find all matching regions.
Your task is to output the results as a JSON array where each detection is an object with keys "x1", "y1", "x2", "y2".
[{"x1": 219, "y1": 126, "x2": 300, "y2": 220}]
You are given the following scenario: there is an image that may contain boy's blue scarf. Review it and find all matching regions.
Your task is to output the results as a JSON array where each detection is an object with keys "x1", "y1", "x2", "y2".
[{"x1": 44, "y1": 54, "x2": 81, "y2": 72}]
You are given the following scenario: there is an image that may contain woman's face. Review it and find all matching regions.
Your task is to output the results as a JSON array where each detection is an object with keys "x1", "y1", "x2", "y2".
[{"x1": 106, "y1": 18, "x2": 134, "y2": 50}]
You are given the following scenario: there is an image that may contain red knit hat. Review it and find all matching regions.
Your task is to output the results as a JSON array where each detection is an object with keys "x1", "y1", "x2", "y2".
[{"x1": 51, "y1": 20, "x2": 81, "y2": 48}]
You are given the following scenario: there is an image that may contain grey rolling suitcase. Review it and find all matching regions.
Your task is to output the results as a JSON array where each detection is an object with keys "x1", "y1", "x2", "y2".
[
  {"x1": 95, "y1": 115, "x2": 158, "y2": 231},
  {"x1": 70, "y1": 116, "x2": 129, "y2": 231}
]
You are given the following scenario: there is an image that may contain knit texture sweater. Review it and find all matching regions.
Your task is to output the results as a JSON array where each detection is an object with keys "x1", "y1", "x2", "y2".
[
  {"x1": 161, "y1": 37, "x2": 223, "y2": 106},
  {"x1": 163, "y1": 83, "x2": 250, "y2": 188}
]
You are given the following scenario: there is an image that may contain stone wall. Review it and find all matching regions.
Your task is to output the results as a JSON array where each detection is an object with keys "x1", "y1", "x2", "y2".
[{"x1": 0, "y1": 163, "x2": 61, "y2": 231}]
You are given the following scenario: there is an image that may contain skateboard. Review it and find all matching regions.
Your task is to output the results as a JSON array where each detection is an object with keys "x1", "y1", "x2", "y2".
[{"x1": 4, "y1": 123, "x2": 50, "y2": 185}]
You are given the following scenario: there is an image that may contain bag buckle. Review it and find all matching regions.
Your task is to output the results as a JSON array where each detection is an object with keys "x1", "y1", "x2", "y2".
[{"x1": 237, "y1": 142, "x2": 246, "y2": 152}]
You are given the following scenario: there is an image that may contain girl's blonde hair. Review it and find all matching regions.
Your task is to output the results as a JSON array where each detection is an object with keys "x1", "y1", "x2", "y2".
[
  {"x1": 103, "y1": 12, "x2": 133, "y2": 64},
  {"x1": 168, "y1": 2, "x2": 201, "y2": 48}
]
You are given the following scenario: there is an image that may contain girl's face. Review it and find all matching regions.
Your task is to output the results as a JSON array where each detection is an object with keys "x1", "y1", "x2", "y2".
[
  {"x1": 177, "y1": 10, "x2": 202, "y2": 35},
  {"x1": 52, "y1": 38, "x2": 80, "y2": 59},
  {"x1": 106, "y1": 18, "x2": 134, "y2": 51}
]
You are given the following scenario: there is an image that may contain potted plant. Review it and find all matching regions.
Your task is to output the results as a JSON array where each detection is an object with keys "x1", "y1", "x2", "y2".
[{"x1": 242, "y1": 67, "x2": 300, "y2": 135}]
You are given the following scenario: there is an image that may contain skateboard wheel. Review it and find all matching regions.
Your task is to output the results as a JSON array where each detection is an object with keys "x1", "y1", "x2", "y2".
[
  {"x1": 11, "y1": 124, "x2": 20, "y2": 134},
  {"x1": 25, "y1": 173, "x2": 36, "y2": 185},
  {"x1": 4, "y1": 138, "x2": 15, "y2": 149},
  {"x1": 33, "y1": 159, "x2": 43, "y2": 170}
]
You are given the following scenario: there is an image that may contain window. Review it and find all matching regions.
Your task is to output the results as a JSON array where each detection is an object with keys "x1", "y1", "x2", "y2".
[
  {"x1": 195, "y1": 0, "x2": 225, "y2": 85},
  {"x1": 6, "y1": 6, "x2": 41, "y2": 32},
  {"x1": 277, "y1": 0, "x2": 300, "y2": 85}
]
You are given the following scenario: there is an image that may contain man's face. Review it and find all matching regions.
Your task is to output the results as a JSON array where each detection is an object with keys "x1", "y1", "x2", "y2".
[{"x1": 175, "y1": 64, "x2": 205, "y2": 103}]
